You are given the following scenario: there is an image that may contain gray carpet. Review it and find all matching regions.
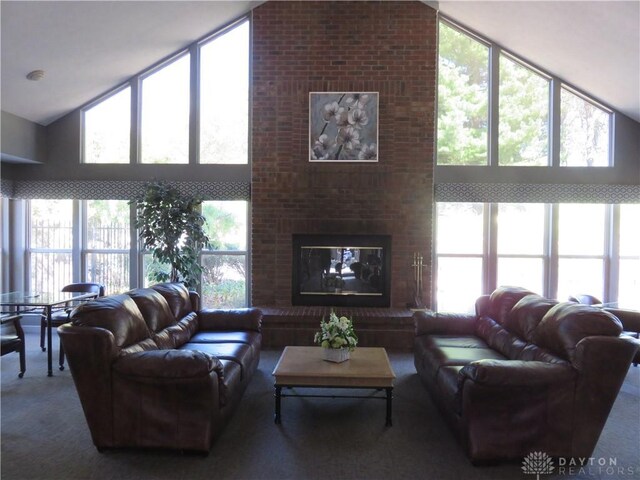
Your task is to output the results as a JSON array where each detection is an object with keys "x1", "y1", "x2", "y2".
[{"x1": 1, "y1": 332, "x2": 639, "y2": 480}]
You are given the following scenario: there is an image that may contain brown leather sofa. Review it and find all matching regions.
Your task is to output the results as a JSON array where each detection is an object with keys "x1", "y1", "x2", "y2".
[
  {"x1": 58, "y1": 282, "x2": 262, "y2": 453},
  {"x1": 414, "y1": 286, "x2": 638, "y2": 463}
]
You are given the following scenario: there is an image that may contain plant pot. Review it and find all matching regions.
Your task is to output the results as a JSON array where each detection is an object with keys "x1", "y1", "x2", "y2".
[{"x1": 322, "y1": 347, "x2": 350, "y2": 363}]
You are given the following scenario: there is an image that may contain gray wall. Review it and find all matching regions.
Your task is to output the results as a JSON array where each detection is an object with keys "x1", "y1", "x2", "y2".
[{"x1": 0, "y1": 111, "x2": 46, "y2": 164}]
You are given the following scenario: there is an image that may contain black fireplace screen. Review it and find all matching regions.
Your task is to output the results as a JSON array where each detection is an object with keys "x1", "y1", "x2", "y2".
[{"x1": 292, "y1": 234, "x2": 391, "y2": 307}]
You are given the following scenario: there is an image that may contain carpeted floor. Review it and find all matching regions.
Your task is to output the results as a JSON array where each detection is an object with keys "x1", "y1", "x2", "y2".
[{"x1": 1, "y1": 332, "x2": 639, "y2": 480}]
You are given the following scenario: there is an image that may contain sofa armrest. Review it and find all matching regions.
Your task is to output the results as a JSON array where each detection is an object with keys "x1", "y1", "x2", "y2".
[
  {"x1": 603, "y1": 308, "x2": 640, "y2": 334},
  {"x1": 113, "y1": 349, "x2": 224, "y2": 379},
  {"x1": 198, "y1": 308, "x2": 262, "y2": 332},
  {"x1": 460, "y1": 359, "x2": 576, "y2": 387},
  {"x1": 58, "y1": 325, "x2": 118, "y2": 447},
  {"x1": 414, "y1": 311, "x2": 476, "y2": 336}
]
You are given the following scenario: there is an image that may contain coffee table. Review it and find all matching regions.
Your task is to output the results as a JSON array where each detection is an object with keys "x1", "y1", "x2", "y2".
[{"x1": 272, "y1": 346, "x2": 396, "y2": 426}]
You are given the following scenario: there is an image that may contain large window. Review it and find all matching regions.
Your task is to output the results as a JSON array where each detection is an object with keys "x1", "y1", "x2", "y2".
[
  {"x1": 83, "y1": 87, "x2": 131, "y2": 164},
  {"x1": 618, "y1": 204, "x2": 640, "y2": 308},
  {"x1": 28, "y1": 200, "x2": 131, "y2": 296},
  {"x1": 436, "y1": 203, "x2": 485, "y2": 312},
  {"x1": 28, "y1": 200, "x2": 73, "y2": 294},
  {"x1": 81, "y1": 18, "x2": 250, "y2": 165},
  {"x1": 84, "y1": 200, "x2": 130, "y2": 295},
  {"x1": 141, "y1": 54, "x2": 190, "y2": 164},
  {"x1": 556, "y1": 204, "x2": 606, "y2": 301},
  {"x1": 435, "y1": 201, "x2": 632, "y2": 311},
  {"x1": 201, "y1": 201, "x2": 248, "y2": 308},
  {"x1": 498, "y1": 55, "x2": 549, "y2": 166},
  {"x1": 200, "y1": 20, "x2": 250, "y2": 164},
  {"x1": 560, "y1": 88, "x2": 611, "y2": 167},
  {"x1": 437, "y1": 22, "x2": 489, "y2": 165},
  {"x1": 437, "y1": 19, "x2": 612, "y2": 167},
  {"x1": 496, "y1": 203, "x2": 545, "y2": 293},
  {"x1": 138, "y1": 200, "x2": 249, "y2": 306}
]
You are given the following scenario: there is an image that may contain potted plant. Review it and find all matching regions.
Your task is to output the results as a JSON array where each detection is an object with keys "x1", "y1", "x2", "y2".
[
  {"x1": 131, "y1": 182, "x2": 210, "y2": 289},
  {"x1": 314, "y1": 310, "x2": 358, "y2": 362}
]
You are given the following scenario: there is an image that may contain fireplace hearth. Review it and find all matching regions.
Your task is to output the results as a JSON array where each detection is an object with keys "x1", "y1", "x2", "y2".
[{"x1": 292, "y1": 234, "x2": 391, "y2": 307}]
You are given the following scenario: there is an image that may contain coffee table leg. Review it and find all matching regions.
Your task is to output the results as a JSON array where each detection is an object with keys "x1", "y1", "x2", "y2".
[
  {"x1": 274, "y1": 385, "x2": 282, "y2": 424},
  {"x1": 385, "y1": 387, "x2": 393, "y2": 427}
]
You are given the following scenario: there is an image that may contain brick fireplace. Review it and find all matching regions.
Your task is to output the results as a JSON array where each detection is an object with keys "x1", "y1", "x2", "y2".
[{"x1": 251, "y1": 1, "x2": 437, "y2": 347}]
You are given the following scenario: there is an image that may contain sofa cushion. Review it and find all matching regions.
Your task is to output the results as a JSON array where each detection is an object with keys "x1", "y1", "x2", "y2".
[
  {"x1": 127, "y1": 288, "x2": 176, "y2": 333},
  {"x1": 419, "y1": 337, "x2": 507, "y2": 372},
  {"x1": 475, "y1": 316, "x2": 527, "y2": 359},
  {"x1": 154, "y1": 312, "x2": 199, "y2": 350},
  {"x1": 180, "y1": 342, "x2": 254, "y2": 380},
  {"x1": 486, "y1": 286, "x2": 536, "y2": 325},
  {"x1": 506, "y1": 294, "x2": 557, "y2": 342},
  {"x1": 150, "y1": 283, "x2": 193, "y2": 320},
  {"x1": 189, "y1": 331, "x2": 259, "y2": 346},
  {"x1": 534, "y1": 302, "x2": 623, "y2": 361},
  {"x1": 70, "y1": 295, "x2": 150, "y2": 349}
]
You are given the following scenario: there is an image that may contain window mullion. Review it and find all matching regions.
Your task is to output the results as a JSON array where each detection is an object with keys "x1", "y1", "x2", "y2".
[
  {"x1": 190, "y1": 42, "x2": 199, "y2": 165},
  {"x1": 484, "y1": 202, "x2": 497, "y2": 293},
  {"x1": 607, "y1": 204, "x2": 619, "y2": 303},
  {"x1": 488, "y1": 46, "x2": 500, "y2": 167},
  {"x1": 547, "y1": 204, "x2": 559, "y2": 299},
  {"x1": 550, "y1": 79, "x2": 561, "y2": 167},
  {"x1": 73, "y1": 200, "x2": 82, "y2": 283}
]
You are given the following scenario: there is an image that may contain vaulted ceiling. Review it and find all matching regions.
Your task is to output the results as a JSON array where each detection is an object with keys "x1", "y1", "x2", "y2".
[{"x1": 1, "y1": 1, "x2": 638, "y2": 127}]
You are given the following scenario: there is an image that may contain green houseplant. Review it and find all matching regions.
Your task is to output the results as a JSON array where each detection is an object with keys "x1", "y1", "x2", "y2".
[
  {"x1": 314, "y1": 310, "x2": 358, "y2": 362},
  {"x1": 132, "y1": 182, "x2": 210, "y2": 289}
]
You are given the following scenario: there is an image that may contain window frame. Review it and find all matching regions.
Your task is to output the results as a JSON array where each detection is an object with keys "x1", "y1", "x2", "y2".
[
  {"x1": 437, "y1": 16, "x2": 614, "y2": 169},
  {"x1": 79, "y1": 15, "x2": 251, "y2": 166},
  {"x1": 433, "y1": 201, "x2": 630, "y2": 311}
]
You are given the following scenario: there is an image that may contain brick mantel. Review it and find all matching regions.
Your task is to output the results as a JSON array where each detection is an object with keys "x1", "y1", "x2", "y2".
[{"x1": 251, "y1": 1, "x2": 437, "y2": 312}]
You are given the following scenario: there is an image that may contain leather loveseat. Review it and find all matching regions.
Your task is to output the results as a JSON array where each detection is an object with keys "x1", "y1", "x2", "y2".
[
  {"x1": 414, "y1": 286, "x2": 638, "y2": 463},
  {"x1": 59, "y1": 282, "x2": 262, "y2": 453}
]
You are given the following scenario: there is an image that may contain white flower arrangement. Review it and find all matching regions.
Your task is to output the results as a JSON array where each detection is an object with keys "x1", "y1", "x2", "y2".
[{"x1": 314, "y1": 310, "x2": 358, "y2": 351}]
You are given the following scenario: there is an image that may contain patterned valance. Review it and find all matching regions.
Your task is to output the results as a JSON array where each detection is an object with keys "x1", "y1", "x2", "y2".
[
  {"x1": 436, "y1": 183, "x2": 640, "y2": 204},
  {"x1": 3, "y1": 180, "x2": 250, "y2": 201}
]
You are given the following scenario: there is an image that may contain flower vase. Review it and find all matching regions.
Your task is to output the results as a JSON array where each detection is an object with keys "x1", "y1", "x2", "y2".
[{"x1": 322, "y1": 347, "x2": 350, "y2": 363}]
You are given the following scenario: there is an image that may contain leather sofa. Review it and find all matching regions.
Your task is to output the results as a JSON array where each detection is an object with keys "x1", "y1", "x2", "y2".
[
  {"x1": 414, "y1": 286, "x2": 639, "y2": 463},
  {"x1": 59, "y1": 282, "x2": 262, "y2": 453}
]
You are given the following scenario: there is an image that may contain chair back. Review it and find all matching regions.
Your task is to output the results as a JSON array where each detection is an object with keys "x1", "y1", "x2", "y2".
[
  {"x1": 61, "y1": 283, "x2": 105, "y2": 297},
  {"x1": 1, "y1": 314, "x2": 23, "y2": 341}
]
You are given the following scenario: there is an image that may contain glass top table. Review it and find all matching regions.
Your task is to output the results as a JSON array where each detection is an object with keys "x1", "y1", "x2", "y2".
[{"x1": 1, "y1": 291, "x2": 98, "y2": 376}]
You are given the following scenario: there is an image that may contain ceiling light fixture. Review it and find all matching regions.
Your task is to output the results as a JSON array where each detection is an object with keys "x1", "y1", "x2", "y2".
[{"x1": 26, "y1": 69, "x2": 45, "y2": 81}]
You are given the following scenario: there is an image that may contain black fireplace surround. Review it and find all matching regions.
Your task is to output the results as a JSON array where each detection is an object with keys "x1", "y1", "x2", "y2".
[{"x1": 292, "y1": 234, "x2": 391, "y2": 307}]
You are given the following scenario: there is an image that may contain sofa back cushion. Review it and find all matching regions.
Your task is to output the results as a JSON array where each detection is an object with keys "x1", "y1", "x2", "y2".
[
  {"x1": 154, "y1": 312, "x2": 199, "y2": 349},
  {"x1": 150, "y1": 283, "x2": 193, "y2": 319},
  {"x1": 127, "y1": 288, "x2": 176, "y2": 333},
  {"x1": 484, "y1": 286, "x2": 536, "y2": 325},
  {"x1": 475, "y1": 316, "x2": 527, "y2": 359},
  {"x1": 506, "y1": 294, "x2": 558, "y2": 342},
  {"x1": 533, "y1": 302, "x2": 623, "y2": 362},
  {"x1": 70, "y1": 295, "x2": 151, "y2": 350}
]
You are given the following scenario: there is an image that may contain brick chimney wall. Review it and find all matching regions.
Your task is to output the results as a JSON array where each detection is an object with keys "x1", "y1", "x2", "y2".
[{"x1": 251, "y1": 1, "x2": 437, "y2": 308}]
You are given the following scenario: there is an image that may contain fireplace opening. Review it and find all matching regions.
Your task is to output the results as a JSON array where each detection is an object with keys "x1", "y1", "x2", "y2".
[{"x1": 292, "y1": 234, "x2": 391, "y2": 307}]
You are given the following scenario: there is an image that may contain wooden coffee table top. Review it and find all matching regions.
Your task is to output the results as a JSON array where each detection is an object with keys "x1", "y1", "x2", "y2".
[{"x1": 272, "y1": 346, "x2": 395, "y2": 388}]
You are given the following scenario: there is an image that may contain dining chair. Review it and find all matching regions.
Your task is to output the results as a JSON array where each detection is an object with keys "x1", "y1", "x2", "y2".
[
  {"x1": 40, "y1": 282, "x2": 105, "y2": 370},
  {"x1": 1, "y1": 314, "x2": 26, "y2": 378}
]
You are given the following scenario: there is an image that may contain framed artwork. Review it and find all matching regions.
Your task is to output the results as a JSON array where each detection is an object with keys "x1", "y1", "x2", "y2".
[{"x1": 309, "y1": 92, "x2": 379, "y2": 162}]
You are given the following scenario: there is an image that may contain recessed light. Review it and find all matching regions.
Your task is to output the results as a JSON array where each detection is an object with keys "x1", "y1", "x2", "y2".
[{"x1": 26, "y1": 70, "x2": 45, "y2": 81}]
